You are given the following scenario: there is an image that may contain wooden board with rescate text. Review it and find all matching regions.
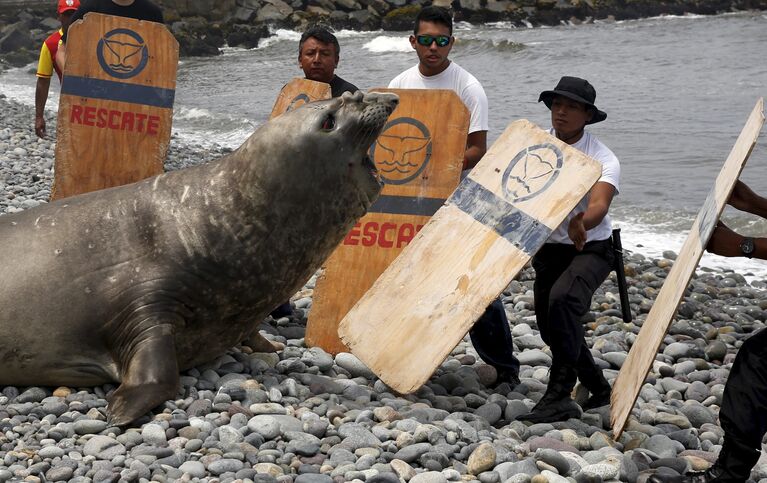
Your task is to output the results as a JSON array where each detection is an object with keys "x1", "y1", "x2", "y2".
[
  {"x1": 52, "y1": 13, "x2": 177, "y2": 200},
  {"x1": 305, "y1": 89, "x2": 469, "y2": 355},
  {"x1": 269, "y1": 78, "x2": 331, "y2": 119},
  {"x1": 611, "y1": 98, "x2": 764, "y2": 438},
  {"x1": 338, "y1": 119, "x2": 603, "y2": 392}
]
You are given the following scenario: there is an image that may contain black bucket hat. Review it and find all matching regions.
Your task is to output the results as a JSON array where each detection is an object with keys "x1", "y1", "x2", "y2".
[{"x1": 538, "y1": 76, "x2": 607, "y2": 124}]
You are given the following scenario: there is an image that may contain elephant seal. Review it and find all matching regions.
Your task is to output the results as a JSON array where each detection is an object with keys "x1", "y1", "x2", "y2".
[{"x1": 0, "y1": 90, "x2": 398, "y2": 426}]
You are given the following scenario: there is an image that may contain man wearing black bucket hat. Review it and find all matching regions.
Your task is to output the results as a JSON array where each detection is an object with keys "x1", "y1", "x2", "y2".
[{"x1": 518, "y1": 76, "x2": 621, "y2": 423}]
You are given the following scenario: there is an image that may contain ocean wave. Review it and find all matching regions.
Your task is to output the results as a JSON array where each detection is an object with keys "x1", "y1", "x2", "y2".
[
  {"x1": 362, "y1": 35, "x2": 411, "y2": 53},
  {"x1": 219, "y1": 45, "x2": 252, "y2": 53},
  {"x1": 454, "y1": 21, "x2": 475, "y2": 31},
  {"x1": 457, "y1": 37, "x2": 526, "y2": 52},
  {"x1": 0, "y1": 66, "x2": 39, "y2": 107},
  {"x1": 333, "y1": 29, "x2": 384, "y2": 38},
  {"x1": 614, "y1": 12, "x2": 707, "y2": 25},
  {"x1": 256, "y1": 28, "x2": 302, "y2": 49},
  {"x1": 172, "y1": 105, "x2": 258, "y2": 149},
  {"x1": 172, "y1": 123, "x2": 257, "y2": 150},
  {"x1": 486, "y1": 19, "x2": 536, "y2": 29},
  {"x1": 173, "y1": 106, "x2": 217, "y2": 121}
]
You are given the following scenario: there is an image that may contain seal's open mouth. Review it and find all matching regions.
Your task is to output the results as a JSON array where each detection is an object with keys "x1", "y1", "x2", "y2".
[
  {"x1": 362, "y1": 153, "x2": 383, "y2": 187},
  {"x1": 362, "y1": 153, "x2": 377, "y2": 172}
]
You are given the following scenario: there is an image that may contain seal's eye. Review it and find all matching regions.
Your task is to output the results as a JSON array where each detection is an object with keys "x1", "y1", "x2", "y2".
[{"x1": 321, "y1": 114, "x2": 335, "y2": 131}]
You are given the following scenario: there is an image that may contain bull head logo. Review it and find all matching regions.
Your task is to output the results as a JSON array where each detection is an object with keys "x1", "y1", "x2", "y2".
[
  {"x1": 369, "y1": 117, "x2": 432, "y2": 185},
  {"x1": 97, "y1": 28, "x2": 148, "y2": 79}
]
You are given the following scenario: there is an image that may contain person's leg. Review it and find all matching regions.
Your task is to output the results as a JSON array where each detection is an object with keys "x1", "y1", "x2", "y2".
[
  {"x1": 678, "y1": 328, "x2": 767, "y2": 483},
  {"x1": 532, "y1": 244, "x2": 575, "y2": 346},
  {"x1": 720, "y1": 328, "x2": 767, "y2": 450},
  {"x1": 470, "y1": 298, "x2": 521, "y2": 386},
  {"x1": 715, "y1": 328, "x2": 767, "y2": 481},
  {"x1": 522, "y1": 240, "x2": 613, "y2": 423},
  {"x1": 576, "y1": 341, "x2": 612, "y2": 410},
  {"x1": 544, "y1": 240, "x2": 613, "y2": 366}
]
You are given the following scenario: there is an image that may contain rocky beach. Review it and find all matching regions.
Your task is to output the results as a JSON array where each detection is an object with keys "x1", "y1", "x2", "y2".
[{"x1": 2, "y1": 94, "x2": 767, "y2": 483}]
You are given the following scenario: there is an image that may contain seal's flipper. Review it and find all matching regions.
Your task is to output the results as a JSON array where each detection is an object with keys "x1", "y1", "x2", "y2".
[
  {"x1": 244, "y1": 330, "x2": 280, "y2": 353},
  {"x1": 107, "y1": 324, "x2": 180, "y2": 426}
]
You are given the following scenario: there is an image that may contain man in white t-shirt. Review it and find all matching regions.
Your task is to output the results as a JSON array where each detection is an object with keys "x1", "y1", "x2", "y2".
[
  {"x1": 388, "y1": 5, "x2": 488, "y2": 171},
  {"x1": 388, "y1": 6, "x2": 520, "y2": 390},
  {"x1": 519, "y1": 76, "x2": 621, "y2": 424}
]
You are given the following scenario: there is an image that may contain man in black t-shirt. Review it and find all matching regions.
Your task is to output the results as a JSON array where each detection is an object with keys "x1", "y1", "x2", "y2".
[
  {"x1": 268, "y1": 26, "x2": 358, "y2": 319},
  {"x1": 298, "y1": 26, "x2": 358, "y2": 97},
  {"x1": 56, "y1": 0, "x2": 164, "y2": 70}
]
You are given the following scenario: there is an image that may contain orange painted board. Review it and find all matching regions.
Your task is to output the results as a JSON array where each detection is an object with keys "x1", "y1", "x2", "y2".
[
  {"x1": 305, "y1": 89, "x2": 469, "y2": 355},
  {"x1": 52, "y1": 13, "x2": 177, "y2": 200},
  {"x1": 338, "y1": 120, "x2": 602, "y2": 393},
  {"x1": 610, "y1": 98, "x2": 765, "y2": 438},
  {"x1": 269, "y1": 78, "x2": 331, "y2": 119}
]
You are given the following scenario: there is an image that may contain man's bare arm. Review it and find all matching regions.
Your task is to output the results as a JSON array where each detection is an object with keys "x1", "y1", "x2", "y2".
[
  {"x1": 35, "y1": 76, "x2": 52, "y2": 138},
  {"x1": 463, "y1": 130, "x2": 487, "y2": 170}
]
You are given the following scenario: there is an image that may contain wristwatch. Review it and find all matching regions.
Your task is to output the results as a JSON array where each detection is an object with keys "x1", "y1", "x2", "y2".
[{"x1": 740, "y1": 236, "x2": 755, "y2": 258}]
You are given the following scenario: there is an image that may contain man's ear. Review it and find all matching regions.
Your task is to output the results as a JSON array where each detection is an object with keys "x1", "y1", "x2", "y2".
[
  {"x1": 587, "y1": 108, "x2": 595, "y2": 123},
  {"x1": 409, "y1": 35, "x2": 417, "y2": 50}
]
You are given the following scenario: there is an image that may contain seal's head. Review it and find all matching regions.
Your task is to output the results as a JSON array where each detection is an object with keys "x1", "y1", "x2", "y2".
[{"x1": 245, "y1": 90, "x2": 398, "y2": 212}]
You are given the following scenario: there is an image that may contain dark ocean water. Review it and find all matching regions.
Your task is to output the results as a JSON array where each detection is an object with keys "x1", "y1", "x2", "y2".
[{"x1": 1, "y1": 11, "x2": 766, "y2": 275}]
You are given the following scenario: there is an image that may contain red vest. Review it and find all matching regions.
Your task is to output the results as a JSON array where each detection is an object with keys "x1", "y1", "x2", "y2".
[{"x1": 45, "y1": 30, "x2": 63, "y2": 81}]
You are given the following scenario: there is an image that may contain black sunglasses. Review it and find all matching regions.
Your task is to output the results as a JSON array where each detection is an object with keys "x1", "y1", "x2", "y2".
[{"x1": 416, "y1": 35, "x2": 450, "y2": 47}]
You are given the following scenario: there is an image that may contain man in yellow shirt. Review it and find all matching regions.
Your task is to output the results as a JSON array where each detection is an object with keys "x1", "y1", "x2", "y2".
[{"x1": 35, "y1": 0, "x2": 80, "y2": 138}]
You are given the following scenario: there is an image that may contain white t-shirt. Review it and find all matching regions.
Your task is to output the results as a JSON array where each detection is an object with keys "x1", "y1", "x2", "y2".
[
  {"x1": 388, "y1": 62, "x2": 489, "y2": 134},
  {"x1": 546, "y1": 129, "x2": 621, "y2": 244}
]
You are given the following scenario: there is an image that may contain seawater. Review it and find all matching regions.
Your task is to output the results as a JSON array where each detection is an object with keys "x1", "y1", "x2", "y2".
[{"x1": 2, "y1": 12, "x2": 767, "y2": 278}]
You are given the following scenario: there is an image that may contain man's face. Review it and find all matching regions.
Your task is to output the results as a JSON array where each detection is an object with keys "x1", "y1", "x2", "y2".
[
  {"x1": 299, "y1": 37, "x2": 338, "y2": 84},
  {"x1": 59, "y1": 10, "x2": 76, "y2": 32},
  {"x1": 410, "y1": 20, "x2": 453, "y2": 74},
  {"x1": 550, "y1": 95, "x2": 593, "y2": 137}
]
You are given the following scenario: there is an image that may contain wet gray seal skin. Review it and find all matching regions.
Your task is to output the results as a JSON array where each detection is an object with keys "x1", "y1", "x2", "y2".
[{"x1": 0, "y1": 90, "x2": 399, "y2": 426}]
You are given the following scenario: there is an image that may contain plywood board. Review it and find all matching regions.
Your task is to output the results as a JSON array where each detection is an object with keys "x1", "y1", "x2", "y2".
[
  {"x1": 269, "y1": 78, "x2": 331, "y2": 119},
  {"x1": 338, "y1": 120, "x2": 603, "y2": 393},
  {"x1": 52, "y1": 13, "x2": 177, "y2": 200},
  {"x1": 305, "y1": 89, "x2": 469, "y2": 355},
  {"x1": 610, "y1": 98, "x2": 765, "y2": 438}
]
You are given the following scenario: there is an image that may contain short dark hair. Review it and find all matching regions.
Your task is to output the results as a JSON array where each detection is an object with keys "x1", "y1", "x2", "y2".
[
  {"x1": 299, "y1": 25, "x2": 340, "y2": 57},
  {"x1": 414, "y1": 6, "x2": 453, "y2": 36}
]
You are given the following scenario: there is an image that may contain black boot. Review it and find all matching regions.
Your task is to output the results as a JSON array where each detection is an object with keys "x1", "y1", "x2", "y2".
[
  {"x1": 269, "y1": 301, "x2": 292, "y2": 318},
  {"x1": 495, "y1": 368, "x2": 521, "y2": 389},
  {"x1": 519, "y1": 365, "x2": 581, "y2": 423},
  {"x1": 580, "y1": 371, "x2": 611, "y2": 411},
  {"x1": 576, "y1": 349, "x2": 612, "y2": 411},
  {"x1": 680, "y1": 438, "x2": 760, "y2": 483}
]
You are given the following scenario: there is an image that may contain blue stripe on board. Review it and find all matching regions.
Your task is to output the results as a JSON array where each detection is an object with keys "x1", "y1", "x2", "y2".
[
  {"x1": 450, "y1": 178, "x2": 551, "y2": 255},
  {"x1": 61, "y1": 76, "x2": 175, "y2": 109},
  {"x1": 368, "y1": 195, "x2": 446, "y2": 217}
]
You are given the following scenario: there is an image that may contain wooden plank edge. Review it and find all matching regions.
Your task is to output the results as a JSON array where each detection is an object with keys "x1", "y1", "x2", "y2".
[{"x1": 609, "y1": 97, "x2": 765, "y2": 438}]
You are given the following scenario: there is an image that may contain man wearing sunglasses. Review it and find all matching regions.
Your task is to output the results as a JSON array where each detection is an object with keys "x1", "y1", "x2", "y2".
[
  {"x1": 388, "y1": 5, "x2": 488, "y2": 171},
  {"x1": 389, "y1": 6, "x2": 521, "y2": 390}
]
